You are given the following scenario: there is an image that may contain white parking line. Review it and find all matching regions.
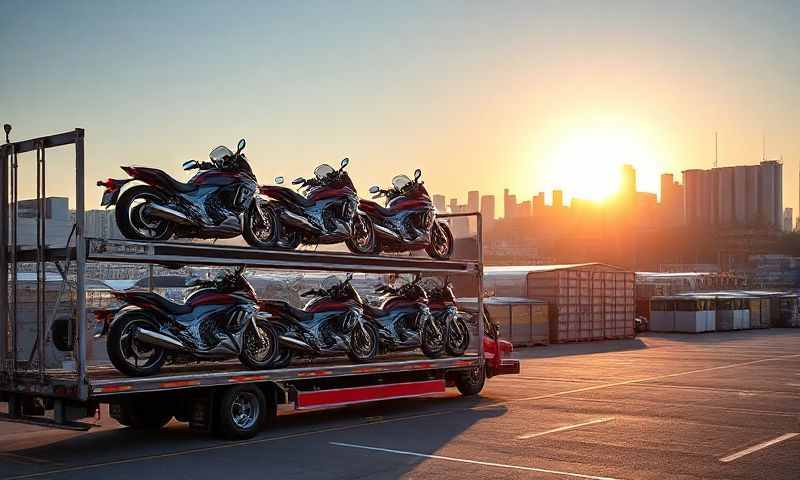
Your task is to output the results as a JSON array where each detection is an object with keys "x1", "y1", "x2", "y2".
[
  {"x1": 330, "y1": 442, "x2": 626, "y2": 480},
  {"x1": 517, "y1": 418, "x2": 615, "y2": 440},
  {"x1": 719, "y1": 433, "x2": 799, "y2": 463}
]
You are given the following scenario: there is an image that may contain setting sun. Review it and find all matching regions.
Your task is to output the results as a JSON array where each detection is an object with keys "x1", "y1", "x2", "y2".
[{"x1": 545, "y1": 124, "x2": 657, "y2": 203}]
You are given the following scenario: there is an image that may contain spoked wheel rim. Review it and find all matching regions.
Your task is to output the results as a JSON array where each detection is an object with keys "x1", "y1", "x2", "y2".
[
  {"x1": 424, "y1": 320, "x2": 445, "y2": 351},
  {"x1": 230, "y1": 391, "x2": 260, "y2": 430},
  {"x1": 244, "y1": 322, "x2": 274, "y2": 363},
  {"x1": 352, "y1": 214, "x2": 374, "y2": 251},
  {"x1": 118, "y1": 319, "x2": 164, "y2": 371},
  {"x1": 430, "y1": 223, "x2": 452, "y2": 258},
  {"x1": 351, "y1": 325, "x2": 375, "y2": 358},
  {"x1": 447, "y1": 318, "x2": 469, "y2": 354},
  {"x1": 251, "y1": 202, "x2": 276, "y2": 242},
  {"x1": 128, "y1": 193, "x2": 171, "y2": 240}
]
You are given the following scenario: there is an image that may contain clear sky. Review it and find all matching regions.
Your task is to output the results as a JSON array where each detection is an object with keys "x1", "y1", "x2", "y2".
[{"x1": 3, "y1": 0, "x2": 799, "y2": 213}]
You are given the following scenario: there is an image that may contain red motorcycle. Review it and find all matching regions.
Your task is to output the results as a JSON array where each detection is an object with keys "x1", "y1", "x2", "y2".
[
  {"x1": 360, "y1": 169, "x2": 454, "y2": 259},
  {"x1": 94, "y1": 267, "x2": 278, "y2": 377},
  {"x1": 247, "y1": 158, "x2": 376, "y2": 253}
]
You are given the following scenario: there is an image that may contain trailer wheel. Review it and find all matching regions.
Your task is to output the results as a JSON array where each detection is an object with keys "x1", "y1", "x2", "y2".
[
  {"x1": 112, "y1": 401, "x2": 173, "y2": 429},
  {"x1": 455, "y1": 366, "x2": 485, "y2": 396},
  {"x1": 217, "y1": 385, "x2": 271, "y2": 440}
]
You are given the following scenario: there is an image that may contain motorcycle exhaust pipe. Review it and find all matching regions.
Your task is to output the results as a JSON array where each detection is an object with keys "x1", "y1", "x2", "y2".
[
  {"x1": 373, "y1": 224, "x2": 401, "y2": 240},
  {"x1": 279, "y1": 335, "x2": 315, "y2": 352},
  {"x1": 147, "y1": 204, "x2": 193, "y2": 225},
  {"x1": 133, "y1": 327, "x2": 189, "y2": 352},
  {"x1": 280, "y1": 210, "x2": 316, "y2": 231}
]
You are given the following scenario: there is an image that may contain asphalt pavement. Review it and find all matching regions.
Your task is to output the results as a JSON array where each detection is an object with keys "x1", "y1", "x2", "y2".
[{"x1": 1, "y1": 329, "x2": 798, "y2": 480}]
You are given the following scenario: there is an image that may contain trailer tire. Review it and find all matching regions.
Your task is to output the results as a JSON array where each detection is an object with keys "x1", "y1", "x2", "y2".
[
  {"x1": 113, "y1": 401, "x2": 173, "y2": 429},
  {"x1": 455, "y1": 366, "x2": 485, "y2": 396},
  {"x1": 217, "y1": 385, "x2": 270, "y2": 440}
]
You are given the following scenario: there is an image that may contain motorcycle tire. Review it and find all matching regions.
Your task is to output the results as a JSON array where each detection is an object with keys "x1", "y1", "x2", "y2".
[
  {"x1": 345, "y1": 213, "x2": 378, "y2": 255},
  {"x1": 270, "y1": 323, "x2": 294, "y2": 368},
  {"x1": 107, "y1": 312, "x2": 167, "y2": 377},
  {"x1": 420, "y1": 318, "x2": 445, "y2": 358},
  {"x1": 445, "y1": 316, "x2": 470, "y2": 357},
  {"x1": 115, "y1": 185, "x2": 175, "y2": 241},
  {"x1": 346, "y1": 322, "x2": 379, "y2": 363},
  {"x1": 425, "y1": 220, "x2": 454, "y2": 260},
  {"x1": 243, "y1": 201, "x2": 282, "y2": 249},
  {"x1": 239, "y1": 319, "x2": 280, "y2": 370}
]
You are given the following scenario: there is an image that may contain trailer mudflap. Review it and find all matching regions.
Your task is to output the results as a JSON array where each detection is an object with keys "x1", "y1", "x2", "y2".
[
  {"x1": 488, "y1": 359, "x2": 520, "y2": 377},
  {"x1": 295, "y1": 379, "x2": 446, "y2": 410}
]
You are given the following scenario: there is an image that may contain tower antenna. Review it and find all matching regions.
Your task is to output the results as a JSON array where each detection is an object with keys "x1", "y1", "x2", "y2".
[{"x1": 714, "y1": 131, "x2": 718, "y2": 168}]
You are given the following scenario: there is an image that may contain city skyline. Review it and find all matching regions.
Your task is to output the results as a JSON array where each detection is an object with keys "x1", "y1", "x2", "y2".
[{"x1": 3, "y1": 2, "x2": 800, "y2": 216}]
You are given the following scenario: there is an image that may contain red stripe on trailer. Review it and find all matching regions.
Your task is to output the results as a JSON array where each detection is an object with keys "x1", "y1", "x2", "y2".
[
  {"x1": 160, "y1": 380, "x2": 200, "y2": 389},
  {"x1": 228, "y1": 375, "x2": 270, "y2": 383},
  {"x1": 296, "y1": 379, "x2": 445, "y2": 410},
  {"x1": 94, "y1": 385, "x2": 132, "y2": 394},
  {"x1": 297, "y1": 370, "x2": 333, "y2": 378}
]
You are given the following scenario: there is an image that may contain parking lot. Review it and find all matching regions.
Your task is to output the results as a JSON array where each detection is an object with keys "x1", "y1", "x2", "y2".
[{"x1": 2, "y1": 329, "x2": 798, "y2": 480}]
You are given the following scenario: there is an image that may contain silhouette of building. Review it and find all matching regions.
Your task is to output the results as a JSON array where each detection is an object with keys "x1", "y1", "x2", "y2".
[
  {"x1": 480, "y1": 194, "x2": 495, "y2": 223},
  {"x1": 683, "y1": 160, "x2": 782, "y2": 229},
  {"x1": 432, "y1": 194, "x2": 446, "y2": 213},
  {"x1": 783, "y1": 208, "x2": 793, "y2": 232},
  {"x1": 467, "y1": 190, "x2": 479, "y2": 213},
  {"x1": 503, "y1": 189, "x2": 517, "y2": 219},
  {"x1": 552, "y1": 190, "x2": 564, "y2": 209},
  {"x1": 12, "y1": 197, "x2": 73, "y2": 246},
  {"x1": 659, "y1": 173, "x2": 684, "y2": 227}
]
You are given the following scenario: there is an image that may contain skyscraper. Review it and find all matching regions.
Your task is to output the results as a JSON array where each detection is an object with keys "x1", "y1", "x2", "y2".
[
  {"x1": 432, "y1": 194, "x2": 446, "y2": 213},
  {"x1": 552, "y1": 190, "x2": 563, "y2": 209},
  {"x1": 467, "y1": 190, "x2": 479, "y2": 213},
  {"x1": 480, "y1": 195, "x2": 495, "y2": 222}
]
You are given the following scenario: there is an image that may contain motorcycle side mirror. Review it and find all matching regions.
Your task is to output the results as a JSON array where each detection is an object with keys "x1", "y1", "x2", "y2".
[
  {"x1": 414, "y1": 168, "x2": 422, "y2": 181},
  {"x1": 275, "y1": 176, "x2": 284, "y2": 185},
  {"x1": 292, "y1": 177, "x2": 305, "y2": 185},
  {"x1": 236, "y1": 138, "x2": 246, "y2": 155},
  {"x1": 340, "y1": 157, "x2": 349, "y2": 169},
  {"x1": 368, "y1": 186, "x2": 380, "y2": 194},
  {"x1": 182, "y1": 160, "x2": 200, "y2": 171}
]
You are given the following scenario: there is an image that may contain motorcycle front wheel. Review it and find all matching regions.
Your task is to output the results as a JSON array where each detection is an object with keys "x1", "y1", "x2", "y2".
[
  {"x1": 243, "y1": 201, "x2": 281, "y2": 249},
  {"x1": 115, "y1": 185, "x2": 175, "y2": 241},
  {"x1": 345, "y1": 213, "x2": 378, "y2": 255},
  {"x1": 269, "y1": 323, "x2": 294, "y2": 368},
  {"x1": 347, "y1": 322, "x2": 379, "y2": 363},
  {"x1": 445, "y1": 316, "x2": 470, "y2": 357},
  {"x1": 420, "y1": 319, "x2": 445, "y2": 358},
  {"x1": 239, "y1": 319, "x2": 280, "y2": 370},
  {"x1": 107, "y1": 312, "x2": 167, "y2": 377},
  {"x1": 425, "y1": 221, "x2": 454, "y2": 260}
]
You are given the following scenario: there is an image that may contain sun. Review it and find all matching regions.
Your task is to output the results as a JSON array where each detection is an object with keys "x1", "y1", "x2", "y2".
[{"x1": 546, "y1": 124, "x2": 653, "y2": 202}]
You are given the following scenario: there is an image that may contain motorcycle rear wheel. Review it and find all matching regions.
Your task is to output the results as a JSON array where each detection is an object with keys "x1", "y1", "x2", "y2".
[
  {"x1": 270, "y1": 323, "x2": 294, "y2": 368},
  {"x1": 239, "y1": 319, "x2": 280, "y2": 370},
  {"x1": 347, "y1": 322, "x2": 379, "y2": 363},
  {"x1": 115, "y1": 185, "x2": 175, "y2": 241},
  {"x1": 107, "y1": 312, "x2": 167, "y2": 377},
  {"x1": 425, "y1": 221, "x2": 454, "y2": 259},
  {"x1": 445, "y1": 316, "x2": 470, "y2": 357}
]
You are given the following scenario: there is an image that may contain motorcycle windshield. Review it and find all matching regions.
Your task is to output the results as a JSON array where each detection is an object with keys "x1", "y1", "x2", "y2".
[
  {"x1": 314, "y1": 164, "x2": 335, "y2": 180},
  {"x1": 210, "y1": 146, "x2": 233, "y2": 162},
  {"x1": 391, "y1": 175, "x2": 412, "y2": 190}
]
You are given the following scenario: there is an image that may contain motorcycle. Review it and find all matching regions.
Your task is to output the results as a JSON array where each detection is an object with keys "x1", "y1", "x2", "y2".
[
  {"x1": 248, "y1": 158, "x2": 376, "y2": 253},
  {"x1": 93, "y1": 267, "x2": 279, "y2": 377},
  {"x1": 423, "y1": 277, "x2": 471, "y2": 357},
  {"x1": 97, "y1": 139, "x2": 268, "y2": 245},
  {"x1": 361, "y1": 275, "x2": 445, "y2": 358},
  {"x1": 258, "y1": 273, "x2": 379, "y2": 367},
  {"x1": 359, "y1": 169, "x2": 454, "y2": 259}
]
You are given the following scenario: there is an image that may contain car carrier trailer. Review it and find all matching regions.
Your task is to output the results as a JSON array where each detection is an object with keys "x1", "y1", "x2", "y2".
[{"x1": 0, "y1": 128, "x2": 519, "y2": 440}]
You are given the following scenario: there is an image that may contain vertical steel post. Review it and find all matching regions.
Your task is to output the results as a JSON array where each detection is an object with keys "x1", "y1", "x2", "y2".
[
  {"x1": 39, "y1": 143, "x2": 47, "y2": 374},
  {"x1": 10, "y1": 148, "x2": 17, "y2": 371},
  {"x1": 75, "y1": 129, "x2": 87, "y2": 398},
  {"x1": 476, "y1": 212, "x2": 484, "y2": 360},
  {"x1": 0, "y1": 144, "x2": 8, "y2": 366}
]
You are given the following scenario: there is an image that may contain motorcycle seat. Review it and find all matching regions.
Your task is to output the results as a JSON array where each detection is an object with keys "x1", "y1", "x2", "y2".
[
  {"x1": 134, "y1": 167, "x2": 198, "y2": 193},
  {"x1": 132, "y1": 292, "x2": 193, "y2": 315},
  {"x1": 271, "y1": 186, "x2": 315, "y2": 208},
  {"x1": 359, "y1": 199, "x2": 393, "y2": 217},
  {"x1": 261, "y1": 300, "x2": 315, "y2": 322},
  {"x1": 166, "y1": 176, "x2": 198, "y2": 193}
]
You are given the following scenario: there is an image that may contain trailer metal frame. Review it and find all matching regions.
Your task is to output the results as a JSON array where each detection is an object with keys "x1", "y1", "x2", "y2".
[{"x1": 0, "y1": 128, "x2": 516, "y2": 436}]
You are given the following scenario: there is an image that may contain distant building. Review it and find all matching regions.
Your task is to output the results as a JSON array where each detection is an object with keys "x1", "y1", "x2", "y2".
[
  {"x1": 621, "y1": 164, "x2": 636, "y2": 197},
  {"x1": 467, "y1": 190, "x2": 479, "y2": 213},
  {"x1": 432, "y1": 194, "x2": 446, "y2": 213},
  {"x1": 11, "y1": 197, "x2": 73, "y2": 247},
  {"x1": 85, "y1": 209, "x2": 122, "y2": 239},
  {"x1": 480, "y1": 195, "x2": 495, "y2": 222},
  {"x1": 783, "y1": 208, "x2": 793, "y2": 232},
  {"x1": 503, "y1": 189, "x2": 517, "y2": 219},
  {"x1": 552, "y1": 190, "x2": 563, "y2": 209},
  {"x1": 517, "y1": 200, "x2": 531, "y2": 218},
  {"x1": 682, "y1": 160, "x2": 782, "y2": 229},
  {"x1": 659, "y1": 173, "x2": 684, "y2": 227}
]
